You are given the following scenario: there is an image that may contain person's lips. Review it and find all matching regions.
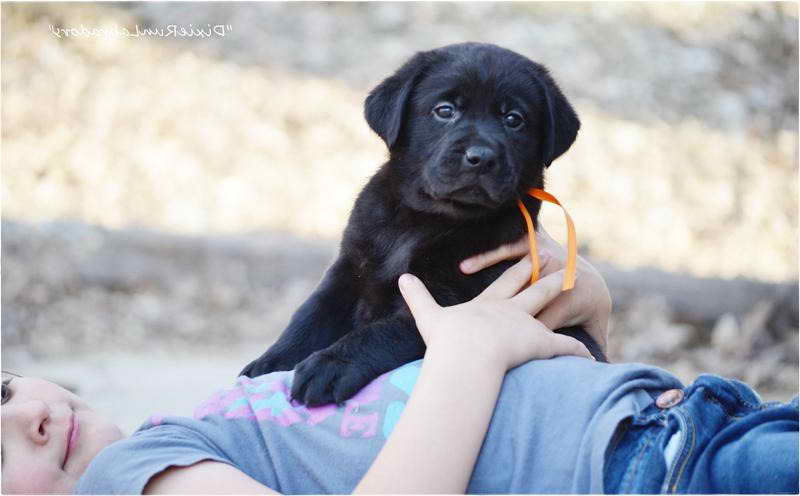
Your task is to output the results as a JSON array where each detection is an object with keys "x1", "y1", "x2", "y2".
[{"x1": 62, "y1": 412, "x2": 79, "y2": 469}]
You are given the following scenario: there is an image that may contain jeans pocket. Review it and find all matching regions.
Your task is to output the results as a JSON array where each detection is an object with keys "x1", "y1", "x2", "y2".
[
  {"x1": 605, "y1": 409, "x2": 671, "y2": 494},
  {"x1": 660, "y1": 408, "x2": 695, "y2": 493}
]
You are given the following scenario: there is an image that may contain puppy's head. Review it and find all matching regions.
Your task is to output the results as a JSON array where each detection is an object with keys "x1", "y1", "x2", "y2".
[{"x1": 365, "y1": 43, "x2": 580, "y2": 219}]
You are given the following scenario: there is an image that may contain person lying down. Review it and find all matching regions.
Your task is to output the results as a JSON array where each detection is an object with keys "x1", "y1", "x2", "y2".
[{"x1": 2, "y1": 234, "x2": 797, "y2": 494}]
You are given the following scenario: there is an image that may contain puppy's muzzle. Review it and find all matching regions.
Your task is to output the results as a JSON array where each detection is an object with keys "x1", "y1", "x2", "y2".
[{"x1": 424, "y1": 141, "x2": 513, "y2": 209}]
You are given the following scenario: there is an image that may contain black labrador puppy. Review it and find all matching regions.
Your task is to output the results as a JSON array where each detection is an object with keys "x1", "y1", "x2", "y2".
[{"x1": 241, "y1": 42, "x2": 606, "y2": 405}]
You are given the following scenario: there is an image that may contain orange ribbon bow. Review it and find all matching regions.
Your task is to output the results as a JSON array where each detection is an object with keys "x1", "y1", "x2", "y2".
[{"x1": 516, "y1": 188, "x2": 577, "y2": 291}]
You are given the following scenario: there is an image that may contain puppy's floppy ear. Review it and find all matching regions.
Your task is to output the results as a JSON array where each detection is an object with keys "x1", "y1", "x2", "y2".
[
  {"x1": 532, "y1": 67, "x2": 580, "y2": 167},
  {"x1": 364, "y1": 51, "x2": 431, "y2": 149}
]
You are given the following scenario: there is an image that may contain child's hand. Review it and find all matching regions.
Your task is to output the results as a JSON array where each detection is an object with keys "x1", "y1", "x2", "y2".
[
  {"x1": 459, "y1": 227, "x2": 611, "y2": 352},
  {"x1": 398, "y1": 258, "x2": 593, "y2": 373}
]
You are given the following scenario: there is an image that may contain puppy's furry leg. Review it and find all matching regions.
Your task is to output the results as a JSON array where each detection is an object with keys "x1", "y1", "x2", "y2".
[
  {"x1": 291, "y1": 316, "x2": 424, "y2": 406},
  {"x1": 239, "y1": 257, "x2": 359, "y2": 378}
]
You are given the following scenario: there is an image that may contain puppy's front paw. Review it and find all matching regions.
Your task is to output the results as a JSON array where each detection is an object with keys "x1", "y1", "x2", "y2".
[
  {"x1": 240, "y1": 351, "x2": 298, "y2": 378},
  {"x1": 291, "y1": 350, "x2": 374, "y2": 406}
]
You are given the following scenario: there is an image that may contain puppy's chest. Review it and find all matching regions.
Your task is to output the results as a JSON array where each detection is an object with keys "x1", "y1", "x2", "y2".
[
  {"x1": 353, "y1": 213, "x2": 526, "y2": 318},
  {"x1": 410, "y1": 245, "x2": 513, "y2": 305},
  {"x1": 409, "y1": 213, "x2": 529, "y2": 302}
]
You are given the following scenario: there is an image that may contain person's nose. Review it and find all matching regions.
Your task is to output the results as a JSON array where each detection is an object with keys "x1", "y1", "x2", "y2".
[{"x1": 12, "y1": 400, "x2": 51, "y2": 446}]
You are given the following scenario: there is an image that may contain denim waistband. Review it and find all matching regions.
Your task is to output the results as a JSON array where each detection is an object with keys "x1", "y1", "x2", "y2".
[{"x1": 604, "y1": 374, "x2": 799, "y2": 494}]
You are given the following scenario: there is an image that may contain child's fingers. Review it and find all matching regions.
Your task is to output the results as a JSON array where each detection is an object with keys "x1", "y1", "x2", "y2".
[
  {"x1": 459, "y1": 236, "x2": 529, "y2": 274},
  {"x1": 533, "y1": 294, "x2": 571, "y2": 333},
  {"x1": 511, "y1": 270, "x2": 570, "y2": 315},
  {"x1": 478, "y1": 256, "x2": 534, "y2": 299},
  {"x1": 542, "y1": 332, "x2": 594, "y2": 360},
  {"x1": 398, "y1": 274, "x2": 440, "y2": 323}
]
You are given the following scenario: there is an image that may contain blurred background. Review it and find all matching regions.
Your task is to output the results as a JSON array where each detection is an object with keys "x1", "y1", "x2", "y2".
[{"x1": 2, "y1": 2, "x2": 797, "y2": 433}]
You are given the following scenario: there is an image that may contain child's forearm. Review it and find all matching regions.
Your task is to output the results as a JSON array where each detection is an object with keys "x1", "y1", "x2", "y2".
[{"x1": 353, "y1": 350, "x2": 504, "y2": 494}]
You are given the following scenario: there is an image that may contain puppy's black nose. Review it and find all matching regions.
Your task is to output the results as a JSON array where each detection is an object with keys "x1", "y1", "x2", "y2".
[{"x1": 463, "y1": 146, "x2": 496, "y2": 171}]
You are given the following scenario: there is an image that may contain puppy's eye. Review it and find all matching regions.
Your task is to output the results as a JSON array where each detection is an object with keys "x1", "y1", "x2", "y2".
[
  {"x1": 503, "y1": 112, "x2": 524, "y2": 129},
  {"x1": 433, "y1": 104, "x2": 456, "y2": 120}
]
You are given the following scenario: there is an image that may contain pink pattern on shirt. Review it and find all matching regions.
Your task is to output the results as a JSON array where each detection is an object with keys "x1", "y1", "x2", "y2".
[
  {"x1": 192, "y1": 373, "x2": 388, "y2": 436},
  {"x1": 340, "y1": 375, "x2": 386, "y2": 438}
]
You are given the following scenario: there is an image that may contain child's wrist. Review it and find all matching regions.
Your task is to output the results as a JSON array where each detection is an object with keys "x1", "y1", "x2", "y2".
[{"x1": 424, "y1": 343, "x2": 507, "y2": 376}]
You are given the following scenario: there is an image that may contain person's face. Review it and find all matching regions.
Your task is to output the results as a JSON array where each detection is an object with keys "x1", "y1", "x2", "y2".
[{"x1": 1, "y1": 374, "x2": 124, "y2": 494}]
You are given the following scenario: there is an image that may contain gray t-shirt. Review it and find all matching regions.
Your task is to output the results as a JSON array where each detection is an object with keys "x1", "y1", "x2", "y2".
[{"x1": 74, "y1": 357, "x2": 683, "y2": 494}]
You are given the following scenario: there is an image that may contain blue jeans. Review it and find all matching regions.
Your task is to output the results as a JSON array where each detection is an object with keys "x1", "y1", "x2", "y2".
[{"x1": 604, "y1": 374, "x2": 799, "y2": 494}]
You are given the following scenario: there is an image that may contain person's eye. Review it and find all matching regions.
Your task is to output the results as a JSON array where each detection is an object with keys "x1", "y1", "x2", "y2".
[
  {"x1": 2, "y1": 382, "x2": 11, "y2": 406},
  {"x1": 433, "y1": 103, "x2": 456, "y2": 121},
  {"x1": 1, "y1": 372, "x2": 20, "y2": 406},
  {"x1": 503, "y1": 111, "x2": 524, "y2": 129}
]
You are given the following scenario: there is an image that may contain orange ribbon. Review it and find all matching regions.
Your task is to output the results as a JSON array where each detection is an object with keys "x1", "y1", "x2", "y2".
[{"x1": 516, "y1": 188, "x2": 577, "y2": 291}]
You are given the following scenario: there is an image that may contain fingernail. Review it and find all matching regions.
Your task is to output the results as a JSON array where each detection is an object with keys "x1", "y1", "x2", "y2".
[
  {"x1": 399, "y1": 274, "x2": 415, "y2": 287},
  {"x1": 460, "y1": 260, "x2": 473, "y2": 272}
]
